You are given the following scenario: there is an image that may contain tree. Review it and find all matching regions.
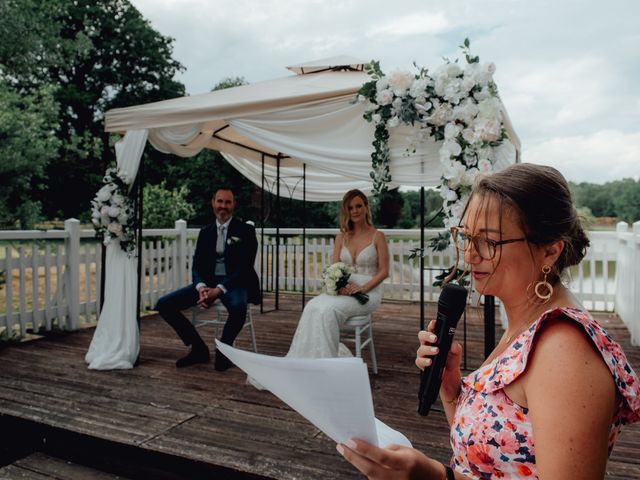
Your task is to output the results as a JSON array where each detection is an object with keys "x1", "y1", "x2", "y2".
[
  {"x1": 3, "y1": 0, "x2": 186, "y2": 222},
  {"x1": 143, "y1": 181, "x2": 196, "y2": 228},
  {"x1": 0, "y1": 81, "x2": 59, "y2": 228},
  {"x1": 612, "y1": 178, "x2": 640, "y2": 223}
]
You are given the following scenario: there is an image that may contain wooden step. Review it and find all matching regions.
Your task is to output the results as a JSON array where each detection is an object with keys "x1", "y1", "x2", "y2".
[{"x1": 0, "y1": 452, "x2": 132, "y2": 480}]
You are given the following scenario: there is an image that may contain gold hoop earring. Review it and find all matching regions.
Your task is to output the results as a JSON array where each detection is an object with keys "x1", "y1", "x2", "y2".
[{"x1": 534, "y1": 265, "x2": 553, "y2": 302}]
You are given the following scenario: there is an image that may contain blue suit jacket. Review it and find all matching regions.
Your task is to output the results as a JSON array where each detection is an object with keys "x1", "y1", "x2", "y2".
[{"x1": 191, "y1": 217, "x2": 260, "y2": 304}]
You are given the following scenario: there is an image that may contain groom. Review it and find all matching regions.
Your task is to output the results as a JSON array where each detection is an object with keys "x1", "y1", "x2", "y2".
[{"x1": 155, "y1": 187, "x2": 260, "y2": 371}]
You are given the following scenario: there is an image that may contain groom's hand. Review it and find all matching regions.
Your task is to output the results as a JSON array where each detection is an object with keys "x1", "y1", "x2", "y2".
[{"x1": 197, "y1": 287, "x2": 222, "y2": 308}]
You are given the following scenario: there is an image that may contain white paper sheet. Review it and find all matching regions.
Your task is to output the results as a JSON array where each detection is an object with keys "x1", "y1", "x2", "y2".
[{"x1": 216, "y1": 340, "x2": 412, "y2": 448}]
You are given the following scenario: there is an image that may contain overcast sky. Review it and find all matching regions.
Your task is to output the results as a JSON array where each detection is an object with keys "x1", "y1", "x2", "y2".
[{"x1": 130, "y1": 0, "x2": 639, "y2": 184}]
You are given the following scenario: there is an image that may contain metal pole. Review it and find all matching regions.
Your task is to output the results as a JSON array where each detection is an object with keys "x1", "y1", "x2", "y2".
[
  {"x1": 419, "y1": 186, "x2": 425, "y2": 331},
  {"x1": 135, "y1": 157, "x2": 144, "y2": 330},
  {"x1": 260, "y1": 154, "x2": 265, "y2": 314},
  {"x1": 302, "y1": 163, "x2": 306, "y2": 308},
  {"x1": 275, "y1": 156, "x2": 281, "y2": 310}
]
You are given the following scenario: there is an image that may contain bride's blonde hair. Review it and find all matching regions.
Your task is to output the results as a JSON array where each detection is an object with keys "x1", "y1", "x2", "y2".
[{"x1": 339, "y1": 189, "x2": 372, "y2": 234}]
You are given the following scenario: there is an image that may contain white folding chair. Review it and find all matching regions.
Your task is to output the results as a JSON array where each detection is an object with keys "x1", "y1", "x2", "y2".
[
  {"x1": 341, "y1": 313, "x2": 378, "y2": 374},
  {"x1": 191, "y1": 300, "x2": 257, "y2": 352}
]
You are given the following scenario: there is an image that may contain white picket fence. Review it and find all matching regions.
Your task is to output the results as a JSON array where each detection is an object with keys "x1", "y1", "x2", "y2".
[{"x1": 1, "y1": 219, "x2": 638, "y2": 344}]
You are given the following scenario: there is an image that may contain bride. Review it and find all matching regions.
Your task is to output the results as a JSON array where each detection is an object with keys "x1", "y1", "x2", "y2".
[
  {"x1": 286, "y1": 189, "x2": 390, "y2": 358},
  {"x1": 248, "y1": 189, "x2": 388, "y2": 389}
]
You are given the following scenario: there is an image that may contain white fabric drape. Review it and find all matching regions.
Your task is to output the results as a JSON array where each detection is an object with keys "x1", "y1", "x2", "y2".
[
  {"x1": 141, "y1": 96, "x2": 517, "y2": 202},
  {"x1": 222, "y1": 97, "x2": 516, "y2": 201},
  {"x1": 85, "y1": 129, "x2": 148, "y2": 370}
]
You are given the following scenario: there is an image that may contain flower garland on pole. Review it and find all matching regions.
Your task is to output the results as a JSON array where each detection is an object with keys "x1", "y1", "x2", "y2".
[
  {"x1": 357, "y1": 39, "x2": 509, "y2": 232},
  {"x1": 91, "y1": 167, "x2": 137, "y2": 256}
]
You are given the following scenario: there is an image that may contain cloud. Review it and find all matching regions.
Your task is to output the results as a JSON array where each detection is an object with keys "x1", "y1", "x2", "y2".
[{"x1": 524, "y1": 130, "x2": 640, "y2": 183}]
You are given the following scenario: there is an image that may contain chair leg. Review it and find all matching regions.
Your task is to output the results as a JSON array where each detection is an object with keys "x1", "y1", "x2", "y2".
[
  {"x1": 354, "y1": 325, "x2": 362, "y2": 358},
  {"x1": 368, "y1": 322, "x2": 378, "y2": 375},
  {"x1": 247, "y1": 310, "x2": 258, "y2": 352}
]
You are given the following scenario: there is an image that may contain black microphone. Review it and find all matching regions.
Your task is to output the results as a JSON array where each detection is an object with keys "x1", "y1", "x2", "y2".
[{"x1": 418, "y1": 283, "x2": 468, "y2": 416}]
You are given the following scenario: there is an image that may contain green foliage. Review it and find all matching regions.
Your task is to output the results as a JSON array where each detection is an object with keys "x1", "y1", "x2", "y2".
[
  {"x1": 570, "y1": 179, "x2": 640, "y2": 223},
  {"x1": 143, "y1": 181, "x2": 196, "y2": 228},
  {"x1": 212, "y1": 76, "x2": 248, "y2": 91},
  {"x1": 0, "y1": 80, "x2": 60, "y2": 228},
  {"x1": 576, "y1": 206, "x2": 595, "y2": 230},
  {"x1": 2, "y1": 0, "x2": 186, "y2": 224}
]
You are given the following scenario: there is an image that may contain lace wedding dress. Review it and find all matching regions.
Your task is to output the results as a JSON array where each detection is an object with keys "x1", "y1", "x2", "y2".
[{"x1": 247, "y1": 241, "x2": 383, "y2": 390}]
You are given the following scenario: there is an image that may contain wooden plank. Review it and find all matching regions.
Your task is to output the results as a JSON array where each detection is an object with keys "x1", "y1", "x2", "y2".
[{"x1": 10, "y1": 452, "x2": 134, "y2": 479}]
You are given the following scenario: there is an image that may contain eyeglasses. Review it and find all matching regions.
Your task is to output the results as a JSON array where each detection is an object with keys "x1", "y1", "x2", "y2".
[{"x1": 450, "y1": 226, "x2": 526, "y2": 260}]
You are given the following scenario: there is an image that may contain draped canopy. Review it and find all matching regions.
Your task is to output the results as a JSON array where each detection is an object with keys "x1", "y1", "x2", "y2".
[{"x1": 105, "y1": 56, "x2": 521, "y2": 201}]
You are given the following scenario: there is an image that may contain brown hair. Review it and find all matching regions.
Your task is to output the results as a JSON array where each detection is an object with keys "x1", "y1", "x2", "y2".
[
  {"x1": 340, "y1": 189, "x2": 372, "y2": 233},
  {"x1": 464, "y1": 163, "x2": 590, "y2": 283}
]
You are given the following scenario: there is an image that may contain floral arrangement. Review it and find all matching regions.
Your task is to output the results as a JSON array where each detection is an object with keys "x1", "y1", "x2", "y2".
[
  {"x1": 322, "y1": 262, "x2": 369, "y2": 305},
  {"x1": 357, "y1": 38, "x2": 509, "y2": 229},
  {"x1": 91, "y1": 167, "x2": 137, "y2": 256}
]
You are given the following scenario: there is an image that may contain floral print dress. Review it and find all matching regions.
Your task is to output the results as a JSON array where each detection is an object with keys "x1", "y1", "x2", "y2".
[{"x1": 450, "y1": 307, "x2": 640, "y2": 479}]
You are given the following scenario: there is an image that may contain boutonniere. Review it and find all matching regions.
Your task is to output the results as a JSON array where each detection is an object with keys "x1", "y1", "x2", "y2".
[{"x1": 227, "y1": 236, "x2": 241, "y2": 246}]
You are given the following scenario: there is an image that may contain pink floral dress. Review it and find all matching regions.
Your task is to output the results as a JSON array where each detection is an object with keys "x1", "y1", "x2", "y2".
[{"x1": 450, "y1": 307, "x2": 640, "y2": 479}]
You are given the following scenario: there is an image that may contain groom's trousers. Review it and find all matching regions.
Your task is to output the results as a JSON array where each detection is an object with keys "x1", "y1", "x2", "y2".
[{"x1": 155, "y1": 278, "x2": 249, "y2": 348}]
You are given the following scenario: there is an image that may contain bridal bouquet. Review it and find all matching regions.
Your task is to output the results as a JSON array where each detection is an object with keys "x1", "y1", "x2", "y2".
[{"x1": 322, "y1": 262, "x2": 369, "y2": 305}]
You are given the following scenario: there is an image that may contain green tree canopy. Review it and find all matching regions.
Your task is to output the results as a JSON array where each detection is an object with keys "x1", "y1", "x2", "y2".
[{"x1": 0, "y1": 81, "x2": 59, "y2": 228}]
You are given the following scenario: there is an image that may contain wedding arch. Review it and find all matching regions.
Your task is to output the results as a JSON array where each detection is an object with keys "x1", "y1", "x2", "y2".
[{"x1": 86, "y1": 54, "x2": 521, "y2": 370}]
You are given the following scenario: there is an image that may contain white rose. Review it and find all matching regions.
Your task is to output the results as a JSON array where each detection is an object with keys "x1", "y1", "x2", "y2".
[
  {"x1": 473, "y1": 87, "x2": 491, "y2": 101},
  {"x1": 462, "y1": 128, "x2": 477, "y2": 143},
  {"x1": 325, "y1": 279, "x2": 337, "y2": 294},
  {"x1": 100, "y1": 206, "x2": 110, "y2": 216},
  {"x1": 92, "y1": 218, "x2": 100, "y2": 226},
  {"x1": 96, "y1": 186, "x2": 112, "y2": 202},
  {"x1": 446, "y1": 63, "x2": 462, "y2": 77},
  {"x1": 474, "y1": 118, "x2": 501, "y2": 142},
  {"x1": 372, "y1": 113, "x2": 382, "y2": 124},
  {"x1": 111, "y1": 193, "x2": 125, "y2": 206},
  {"x1": 441, "y1": 139, "x2": 462, "y2": 158},
  {"x1": 387, "y1": 69, "x2": 414, "y2": 95},
  {"x1": 375, "y1": 89, "x2": 393, "y2": 106},
  {"x1": 376, "y1": 77, "x2": 389, "y2": 92},
  {"x1": 478, "y1": 159, "x2": 493, "y2": 173},
  {"x1": 426, "y1": 103, "x2": 452, "y2": 126},
  {"x1": 444, "y1": 123, "x2": 461, "y2": 140},
  {"x1": 484, "y1": 62, "x2": 496, "y2": 75},
  {"x1": 440, "y1": 185, "x2": 458, "y2": 202},
  {"x1": 108, "y1": 222, "x2": 123, "y2": 237},
  {"x1": 108, "y1": 206, "x2": 121, "y2": 218},
  {"x1": 117, "y1": 213, "x2": 129, "y2": 224},
  {"x1": 387, "y1": 116, "x2": 400, "y2": 128},
  {"x1": 462, "y1": 167, "x2": 479, "y2": 186},
  {"x1": 409, "y1": 78, "x2": 427, "y2": 98},
  {"x1": 477, "y1": 98, "x2": 499, "y2": 119},
  {"x1": 391, "y1": 97, "x2": 403, "y2": 110},
  {"x1": 442, "y1": 160, "x2": 466, "y2": 189}
]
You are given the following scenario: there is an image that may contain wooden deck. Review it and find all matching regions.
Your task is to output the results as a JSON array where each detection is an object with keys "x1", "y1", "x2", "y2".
[{"x1": 0, "y1": 294, "x2": 638, "y2": 479}]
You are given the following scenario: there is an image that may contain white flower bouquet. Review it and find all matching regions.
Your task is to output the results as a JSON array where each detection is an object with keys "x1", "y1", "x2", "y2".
[
  {"x1": 322, "y1": 262, "x2": 369, "y2": 305},
  {"x1": 91, "y1": 167, "x2": 137, "y2": 256}
]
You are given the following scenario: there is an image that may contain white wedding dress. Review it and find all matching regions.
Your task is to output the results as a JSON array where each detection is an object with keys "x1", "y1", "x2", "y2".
[
  {"x1": 247, "y1": 241, "x2": 383, "y2": 390},
  {"x1": 286, "y1": 242, "x2": 383, "y2": 358}
]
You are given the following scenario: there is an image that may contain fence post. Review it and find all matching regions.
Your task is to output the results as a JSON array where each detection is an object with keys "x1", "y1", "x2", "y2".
[
  {"x1": 175, "y1": 219, "x2": 188, "y2": 287},
  {"x1": 64, "y1": 218, "x2": 80, "y2": 330}
]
